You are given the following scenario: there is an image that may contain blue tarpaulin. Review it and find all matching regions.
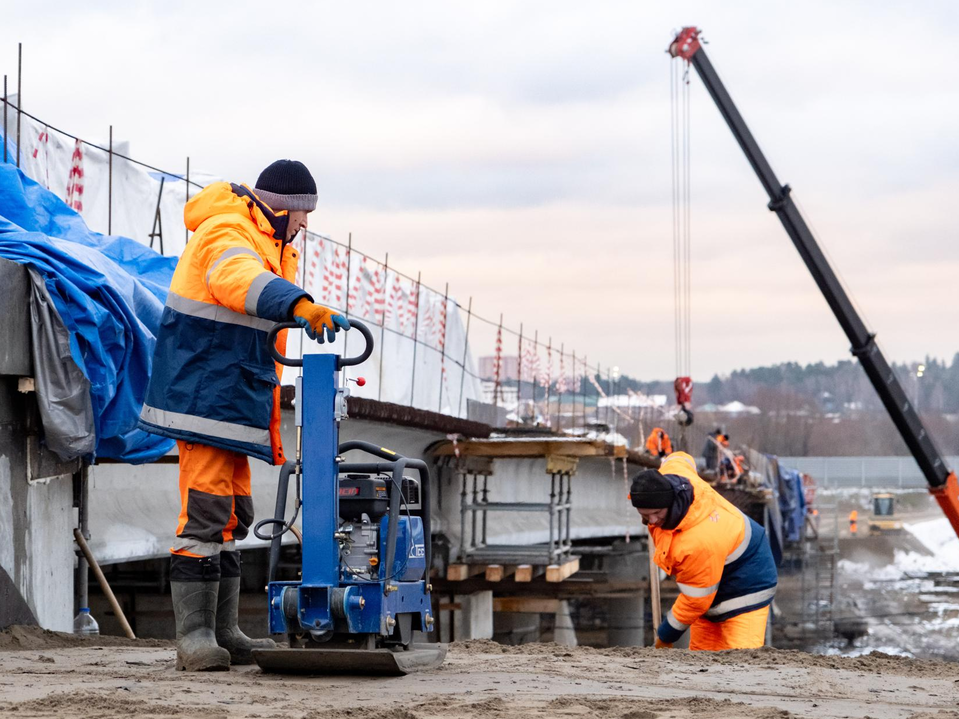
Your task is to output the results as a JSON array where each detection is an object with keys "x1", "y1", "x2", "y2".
[
  {"x1": 777, "y1": 466, "x2": 807, "y2": 544},
  {"x1": 0, "y1": 163, "x2": 176, "y2": 463}
]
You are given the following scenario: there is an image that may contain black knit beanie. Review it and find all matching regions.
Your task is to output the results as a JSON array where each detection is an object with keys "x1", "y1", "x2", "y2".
[
  {"x1": 255, "y1": 160, "x2": 317, "y2": 212},
  {"x1": 629, "y1": 469, "x2": 674, "y2": 509}
]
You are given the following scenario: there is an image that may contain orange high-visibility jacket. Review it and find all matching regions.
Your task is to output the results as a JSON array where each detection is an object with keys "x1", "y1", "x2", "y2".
[
  {"x1": 650, "y1": 452, "x2": 778, "y2": 644},
  {"x1": 138, "y1": 183, "x2": 308, "y2": 464},
  {"x1": 645, "y1": 427, "x2": 673, "y2": 456}
]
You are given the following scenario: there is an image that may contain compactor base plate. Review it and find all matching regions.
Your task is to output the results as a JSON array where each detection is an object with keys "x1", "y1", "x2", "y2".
[{"x1": 252, "y1": 643, "x2": 447, "y2": 676}]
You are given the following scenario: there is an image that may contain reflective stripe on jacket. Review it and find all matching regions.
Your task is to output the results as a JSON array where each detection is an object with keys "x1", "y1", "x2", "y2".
[
  {"x1": 138, "y1": 182, "x2": 308, "y2": 464},
  {"x1": 652, "y1": 452, "x2": 778, "y2": 643}
]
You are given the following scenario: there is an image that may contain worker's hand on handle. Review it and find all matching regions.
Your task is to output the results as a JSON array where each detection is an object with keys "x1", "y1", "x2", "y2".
[
  {"x1": 292, "y1": 299, "x2": 351, "y2": 343},
  {"x1": 654, "y1": 637, "x2": 673, "y2": 649}
]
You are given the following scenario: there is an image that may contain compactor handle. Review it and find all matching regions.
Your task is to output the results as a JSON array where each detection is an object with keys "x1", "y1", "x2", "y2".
[
  {"x1": 267, "y1": 319, "x2": 374, "y2": 369},
  {"x1": 337, "y1": 320, "x2": 374, "y2": 369}
]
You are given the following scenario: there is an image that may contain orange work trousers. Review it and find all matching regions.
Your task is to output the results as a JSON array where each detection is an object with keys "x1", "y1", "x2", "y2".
[
  {"x1": 170, "y1": 441, "x2": 253, "y2": 558},
  {"x1": 689, "y1": 606, "x2": 769, "y2": 651}
]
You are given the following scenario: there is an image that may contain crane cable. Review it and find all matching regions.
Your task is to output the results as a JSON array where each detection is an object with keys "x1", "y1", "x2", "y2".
[{"x1": 671, "y1": 55, "x2": 693, "y2": 400}]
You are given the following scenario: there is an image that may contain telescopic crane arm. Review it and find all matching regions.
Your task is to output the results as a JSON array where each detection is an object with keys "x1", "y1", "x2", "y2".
[{"x1": 667, "y1": 27, "x2": 959, "y2": 536}]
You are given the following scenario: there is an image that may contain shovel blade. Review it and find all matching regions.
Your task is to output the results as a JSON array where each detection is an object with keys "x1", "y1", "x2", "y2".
[{"x1": 252, "y1": 642, "x2": 447, "y2": 676}]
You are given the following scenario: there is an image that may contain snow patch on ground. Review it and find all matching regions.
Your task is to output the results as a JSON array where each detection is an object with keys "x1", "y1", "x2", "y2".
[
  {"x1": 819, "y1": 644, "x2": 915, "y2": 658},
  {"x1": 904, "y1": 517, "x2": 959, "y2": 570}
]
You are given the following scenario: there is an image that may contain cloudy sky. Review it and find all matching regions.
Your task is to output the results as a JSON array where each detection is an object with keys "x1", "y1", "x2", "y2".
[{"x1": 4, "y1": 1, "x2": 959, "y2": 381}]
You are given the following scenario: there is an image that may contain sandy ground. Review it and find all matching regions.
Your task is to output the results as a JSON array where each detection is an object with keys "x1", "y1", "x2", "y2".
[{"x1": 1, "y1": 630, "x2": 958, "y2": 719}]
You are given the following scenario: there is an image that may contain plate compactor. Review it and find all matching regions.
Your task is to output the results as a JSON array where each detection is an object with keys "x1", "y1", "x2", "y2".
[{"x1": 251, "y1": 320, "x2": 446, "y2": 675}]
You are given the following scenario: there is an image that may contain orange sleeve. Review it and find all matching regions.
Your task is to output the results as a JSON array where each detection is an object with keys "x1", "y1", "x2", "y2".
[
  {"x1": 667, "y1": 543, "x2": 724, "y2": 628},
  {"x1": 193, "y1": 225, "x2": 270, "y2": 315}
]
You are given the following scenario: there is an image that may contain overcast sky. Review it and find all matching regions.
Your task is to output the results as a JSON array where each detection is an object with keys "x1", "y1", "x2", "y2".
[{"x1": 5, "y1": 1, "x2": 959, "y2": 381}]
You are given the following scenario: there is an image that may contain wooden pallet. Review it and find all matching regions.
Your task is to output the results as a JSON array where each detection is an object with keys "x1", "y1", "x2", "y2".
[{"x1": 445, "y1": 557, "x2": 580, "y2": 584}]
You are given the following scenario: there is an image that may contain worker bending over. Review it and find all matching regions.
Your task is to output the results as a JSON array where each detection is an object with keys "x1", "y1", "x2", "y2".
[
  {"x1": 630, "y1": 452, "x2": 778, "y2": 650},
  {"x1": 645, "y1": 426, "x2": 673, "y2": 458},
  {"x1": 140, "y1": 160, "x2": 349, "y2": 671}
]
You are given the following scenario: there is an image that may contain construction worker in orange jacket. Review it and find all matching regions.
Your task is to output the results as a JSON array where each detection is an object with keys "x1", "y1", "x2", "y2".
[
  {"x1": 630, "y1": 452, "x2": 778, "y2": 650},
  {"x1": 645, "y1": 427, "x2": 673, "y2": 458},
  {"x1": 139, "y1": 160, "x2": 350, "y2": 671}
]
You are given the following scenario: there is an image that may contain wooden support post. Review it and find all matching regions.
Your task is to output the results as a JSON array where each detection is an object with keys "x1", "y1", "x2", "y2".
[
  {"x1": 73, "y1": 529, "x2": 135, "y2": 640},
  {"x1": 514, "y1": 565, "x2": 534, "y2": 583},
  {"x1": 446, "y1": 564, "x2": 485, "y2": 581},
  {"x1": 648, "y1": 531, "x2": 662, "y2": 631},
  {"x1": 485, "y1": 564, "x2": 516, "y2": 582},
  {"x1": 546, "y1": 557, "x2": 580, "y2": 583}
]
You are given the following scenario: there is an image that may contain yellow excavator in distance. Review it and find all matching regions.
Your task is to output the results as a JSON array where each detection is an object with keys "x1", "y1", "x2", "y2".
[{"x1": 869, "y1": 493, "x2": 904, "y2": 533}]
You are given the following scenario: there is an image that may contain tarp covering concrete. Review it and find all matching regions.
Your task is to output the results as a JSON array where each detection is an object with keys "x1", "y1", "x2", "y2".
[{"x1": 0, "y1": 164, "x2": 176, "y2": 462}]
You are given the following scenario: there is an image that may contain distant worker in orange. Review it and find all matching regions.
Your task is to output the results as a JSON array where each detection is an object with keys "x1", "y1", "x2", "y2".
[
  {"x1": 645, "y1": 427, "x2": 673, "y2": 458},
  {"x1": 849, "y1": 510, "x2": 858, "y2": 535},
  {"x1": 629, "y1": 452, "x2": 778, "y2": 651}
]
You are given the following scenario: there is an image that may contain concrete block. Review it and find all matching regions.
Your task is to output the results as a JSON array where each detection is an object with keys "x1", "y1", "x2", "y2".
[
  {"x1": 453, "y1": 590, "x2": 493, "y2": 641},
  {"x1": 553, "y1": 599, "x2": 577, "y2": 647},
  {"x1": 607, "y1": 594, "x2": 644, "y2": 647}
]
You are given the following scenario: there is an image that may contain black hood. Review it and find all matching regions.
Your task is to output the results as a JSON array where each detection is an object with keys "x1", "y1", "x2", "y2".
[{"x1": 660, "y1": 473, "x2": 695, "y2": 530}]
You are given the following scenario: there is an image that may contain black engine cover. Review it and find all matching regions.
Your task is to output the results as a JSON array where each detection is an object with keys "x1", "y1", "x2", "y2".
[{"x1": 338, "y1": 474, "x2": 389, "y2": 521}]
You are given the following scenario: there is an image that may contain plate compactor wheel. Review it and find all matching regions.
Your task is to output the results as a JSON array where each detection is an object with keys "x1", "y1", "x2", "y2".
[{"x1": 252, "y1": 643, "x2": 448, "y2": 676}]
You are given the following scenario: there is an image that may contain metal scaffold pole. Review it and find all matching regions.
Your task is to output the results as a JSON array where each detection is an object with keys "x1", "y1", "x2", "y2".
[
  {"x1": 16, "y1": 43, "x2": 21, "y2": 168},
  {"x1": 185, "y1": 156, "x2": 191, "y2": 245},
  {"x1": 456, "y1": 296, "x2": 473, "y2": 418},
  {"x1": 408, "y1": 270, "x2": 422, "y2": 407},
  {"x1": 437, "y1": 282, "x2": 449, "y2": 412},
  {"x1": 108, "y1": 125, "x2": 113, "y2": 234},
  {"x1": 3, "y1": 74, "x2": 7, "y2": 163},
  {"x1": 377, "y1": 253, "x2": 389, "y2": 401}
]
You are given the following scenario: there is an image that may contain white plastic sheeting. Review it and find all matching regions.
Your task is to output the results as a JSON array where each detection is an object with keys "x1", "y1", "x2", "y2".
[
  {"x1": 4, "y1": 110, "x2": 483, "y2": 418},
  {"x1": 288, "y1": 232, "x2": 482, "y2": 415},
  {"x1": 5, "y1": 111, "x2": 206, "y2": 258}
]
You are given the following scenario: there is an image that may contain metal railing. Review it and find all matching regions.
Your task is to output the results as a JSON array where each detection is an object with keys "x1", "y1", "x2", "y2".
[
  {"x1": 1, "y1": 55, "x2": 653, "y2": 432},
  {"x1": 779, "y1": 456, "x2": 959, "y2": 490}
]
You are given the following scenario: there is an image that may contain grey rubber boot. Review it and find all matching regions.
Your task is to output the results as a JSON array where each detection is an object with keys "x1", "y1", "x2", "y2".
[
  {"x1": 171, "y1": 581, "x2": 231, "y2": 671},
  {"x1": 215, "y1": 576, "x2": 276, "y2": 664}
]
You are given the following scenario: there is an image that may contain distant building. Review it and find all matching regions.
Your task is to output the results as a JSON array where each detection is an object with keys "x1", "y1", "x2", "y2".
[
  {"x1": 481, "y1": 380, "x2": 518, "y2": 407},
  {"x1": 598, "y1": 393, "x2": 667, "y2": 409},
  {"x1": 696, "y1": 401, "x2": 761, "y2": 416},
  {"x1": 478, "y1": 355, "x2": 519, "y2": 381}
]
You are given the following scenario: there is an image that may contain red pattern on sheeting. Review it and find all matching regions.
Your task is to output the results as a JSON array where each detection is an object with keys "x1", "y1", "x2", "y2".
[{"x1": 65, "y1": 139, "x2": 84, "y2": 212}]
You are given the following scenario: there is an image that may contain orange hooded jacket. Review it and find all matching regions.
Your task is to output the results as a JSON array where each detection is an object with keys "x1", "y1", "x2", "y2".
[
  {"x1": 139, "y1": 182, "x2": 308, "y2": 464},
  {"x1": 650, "y1": 452, "x2": 778, "y2": 644}
]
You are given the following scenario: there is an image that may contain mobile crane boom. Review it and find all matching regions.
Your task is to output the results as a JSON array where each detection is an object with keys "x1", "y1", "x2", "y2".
[{"x1": 667, "y1": 27, "x2": 959, "y2": 536}]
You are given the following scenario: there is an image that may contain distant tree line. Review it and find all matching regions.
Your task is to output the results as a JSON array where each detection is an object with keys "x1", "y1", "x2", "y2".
[{"x1": 620, "y1": 354, "x2": 959, "y2": 456}]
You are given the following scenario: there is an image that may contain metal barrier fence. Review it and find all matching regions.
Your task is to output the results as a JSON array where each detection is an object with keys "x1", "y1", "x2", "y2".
[
  {"x1": 779, "y1": 456, "x2": 959, "y2": 489},
  {"x1": 1, "y1": 57, "x2": 649, "y2": 427}
]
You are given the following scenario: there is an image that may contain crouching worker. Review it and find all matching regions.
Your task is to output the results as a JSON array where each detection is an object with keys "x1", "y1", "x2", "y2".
[
  {"x1": 630, "y1": 452, "x2": 777, "y2": 651},
  {"x1": 139, "y1": 160, "x2": 350, "y2": 671}
]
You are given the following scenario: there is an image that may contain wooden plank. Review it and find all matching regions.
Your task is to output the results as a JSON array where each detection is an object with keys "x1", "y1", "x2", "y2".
[
  {"x1": 545, "y1": 557, "x2": 580, "y2": 583},
  {"x1": 446, "y1": 564, "x2": 486, "y2": 581},
  {"x1": 493, "y1": 597, "x2": 560, "y2": 614},
  {"x1": 438, "y1": 602, "x2": 463, "y2": 612},
  {"x1": 431, "y1": 577, "x2": 648, "y2": 597},
  {"x1": 485, "y1": 564, "x2": 511, "y2": 582},
  {"x1": 435, "y1": 439, "x2": 617, "y2": 459},
  {"x1": 514, "y1": 564, "x2": 534, "y2": 583},
  {"x1": 545, "y1": 455, "x2": 579, "y2": 475}
]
